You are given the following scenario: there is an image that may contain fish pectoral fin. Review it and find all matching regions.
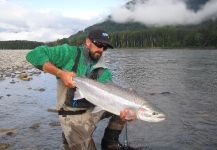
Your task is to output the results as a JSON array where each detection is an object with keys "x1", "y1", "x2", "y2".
[
  {"x1": 77, "y1": 89, "x2": 85, "y2": 98},
  {"x1": 91, "y1": 106, "x2": 104, "y2": 114}
]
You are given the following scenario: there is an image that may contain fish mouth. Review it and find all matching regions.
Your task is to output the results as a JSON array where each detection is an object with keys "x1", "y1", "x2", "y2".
[{"x1": 155, "y1": 114, "x2": 166, "y2": 122}]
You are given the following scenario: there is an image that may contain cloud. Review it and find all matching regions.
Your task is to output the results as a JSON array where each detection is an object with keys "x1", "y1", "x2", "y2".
[
  {"x1": 110, "y1": 0, "x2": 217, "y2": 26},
  {"x1": 0, "y1": 1, "x2": 98, "y2": 42}
]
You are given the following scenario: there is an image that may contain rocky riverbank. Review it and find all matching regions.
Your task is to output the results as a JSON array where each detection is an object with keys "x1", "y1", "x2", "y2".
[{"x1": 0, "y1": 50, "x2": 42, "y2": 81}]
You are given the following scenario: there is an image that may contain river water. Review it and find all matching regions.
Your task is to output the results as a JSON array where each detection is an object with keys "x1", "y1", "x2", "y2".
[{"x1": 0, "y1": 49, "x2": 217, "y2": 150}]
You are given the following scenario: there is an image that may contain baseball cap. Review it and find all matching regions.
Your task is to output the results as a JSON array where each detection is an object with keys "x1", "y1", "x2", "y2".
[{"x1": 88, "y1": 29, "x2": 113, "y2": 49}]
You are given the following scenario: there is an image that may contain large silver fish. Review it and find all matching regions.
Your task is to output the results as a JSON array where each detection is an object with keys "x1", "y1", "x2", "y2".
[{"x1": 74, "y1": 77, "x2": 166, "y2": 122}]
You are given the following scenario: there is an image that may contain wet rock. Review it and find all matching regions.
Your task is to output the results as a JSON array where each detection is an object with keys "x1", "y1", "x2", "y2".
[
  {"x1": 21, "y1": 76, "x2": 32, "y2": 81},
  {"x1": 0, "y1": 128, "x2": 16, "y2": 137},
  {"x1": 18, "y1": 73, "x2": 32, "y2": 81},
  {"x1": 35, "y1": 88, "x2": 46, "y2": 92},
  {"x1": 0, "y1": 96, "x2": 3, "y2": 99},
  {"x1": 24, "y1": 95, "x2": 31, "y2": 98},
  {"x1": 27, "y1": 87, "x2": 32, "y2": 90},
  {"x1": 6, "y1": 131, "x2": 15, "y2": 136},
  {"x1": 6, "y1": 94, "x2": 11, "y2": 97},
  {"x1": 0, "y1": 143, "x2": 10, "y2": 150},
  {"x1": 160, "y1": 92, "x2": 171, "y2": 95},
  {"x1": 37, "y1": 71, "x2": 41, "y2": 74},
  {"x1": 149, "y1": 93, "x2": 156, "y2": 96},
  {"x1": 30, "y1": 123, "x2": 40, "y2": 129},
  {"x1": 14, "y1": 71, "x2": 21, "y2": 74},
  {"x1": 39, "y1": 88, "x2": 45, "y2": 92},
  {"x1": 49, "y1": 121, "x2": 61, "y2": 127},
  {"x1": 9, "y1": 79, "x2": 16, "y2": 84},
  {"x1": 34, "y1": 71, "x2": 41, "y2": 75},
  {"x1": 19, "y1": 73, "x2": 28, "y2": 79},
  {"x1": 47, "y1": 108, "x2": 58, "y2": 113}
]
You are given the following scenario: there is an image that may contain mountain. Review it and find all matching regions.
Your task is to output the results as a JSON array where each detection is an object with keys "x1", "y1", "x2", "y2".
[
  {"x1": 125, "y1": 0, "x2": 210, "y2": 12},
  {"x1": 186, "y1": 0, "x2": 210, "y2": 11},
  {"x1": 84, "y1": 21, "x2": 146, "y2": 33}
]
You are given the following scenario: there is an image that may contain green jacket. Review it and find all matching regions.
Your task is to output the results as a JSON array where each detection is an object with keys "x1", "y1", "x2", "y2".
[{"x1": 26, "y1": 44, "x2": 112, "y2": 83}]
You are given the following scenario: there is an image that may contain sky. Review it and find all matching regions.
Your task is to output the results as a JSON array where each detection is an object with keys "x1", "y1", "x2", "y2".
[
  {"x1": 0, "y1": 0, "x2": 216, "y2": 42},
  {"x1": 0, "y1": 0, "x2": 127, "y2": 42}
]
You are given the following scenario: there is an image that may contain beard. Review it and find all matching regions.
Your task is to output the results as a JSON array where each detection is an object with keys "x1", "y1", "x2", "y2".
[{"x1": 89, "y1": 51, "x2": 102, "y2": 60}]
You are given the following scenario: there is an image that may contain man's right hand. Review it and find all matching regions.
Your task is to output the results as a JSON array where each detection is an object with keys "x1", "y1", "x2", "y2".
[
  {"x1": 58, "y1": 70, "x2": 76, "y2": 88},
  {"x1": 42, "y1": 62, "x2": 76, "y2": 88}
]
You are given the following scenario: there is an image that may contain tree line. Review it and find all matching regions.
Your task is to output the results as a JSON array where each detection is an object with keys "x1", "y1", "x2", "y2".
[
  {"x1": 0, "y1": 23, "x2": 216, "y2": 49},
  {"x1": 110, "y1": 26, "x2": 217, "y2": 48},
  {"x1": 0, "y1": 40, "x2": 43, "y2": 49}
]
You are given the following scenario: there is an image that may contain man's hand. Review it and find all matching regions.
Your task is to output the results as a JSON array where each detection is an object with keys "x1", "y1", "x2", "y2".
[
  {"x1": 58, "y1": 70, "x2": 76, "y2": 88},
  {"x1": 120, "y1": 108, "x2": 137, "y2": 122},
  {"x1": 42, "y1": 62, "x2": 76, "y2": 88}
]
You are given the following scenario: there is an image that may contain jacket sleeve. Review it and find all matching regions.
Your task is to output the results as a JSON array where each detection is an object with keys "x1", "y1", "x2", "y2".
[
  {"x1": 97, "y1": 68, "x2": 112, "y2": 83},
  {"x1": 26, "y1": 44, "x2": 77, "y2": 70}
]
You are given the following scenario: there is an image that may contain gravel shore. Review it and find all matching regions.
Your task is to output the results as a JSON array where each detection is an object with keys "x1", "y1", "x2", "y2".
[{"x1": 0, "y1": 50, "x2": 41, "y2": 80}]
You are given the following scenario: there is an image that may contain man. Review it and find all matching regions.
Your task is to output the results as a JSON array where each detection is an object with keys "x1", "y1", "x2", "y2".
[{"x1": 26, "y1": 29, "x2": 135, "y2": 150}]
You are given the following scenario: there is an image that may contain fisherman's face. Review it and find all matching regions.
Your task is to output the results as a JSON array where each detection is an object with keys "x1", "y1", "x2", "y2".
[{"x1": 86, "y1": 38, "x2": 108, "y2": 60}]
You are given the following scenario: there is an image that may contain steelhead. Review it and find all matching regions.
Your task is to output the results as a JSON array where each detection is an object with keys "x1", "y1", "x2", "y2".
[{"x1": 74, "y1": 77, "x2": 166, "y2": 122}]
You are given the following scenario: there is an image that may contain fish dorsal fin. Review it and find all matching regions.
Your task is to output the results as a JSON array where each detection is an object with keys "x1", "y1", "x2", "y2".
[{"x1": 92, "y1": 106, "x2": 104, "y2": 114}]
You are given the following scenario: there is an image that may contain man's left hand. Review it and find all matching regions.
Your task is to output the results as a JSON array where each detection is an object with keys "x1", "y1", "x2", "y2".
[{"x1": 120, "y1": 108, "x2": 137, "y2": 122}]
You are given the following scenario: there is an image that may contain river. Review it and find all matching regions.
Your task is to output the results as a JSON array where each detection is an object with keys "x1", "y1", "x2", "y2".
[{"x1": 0, "y1": 49, "x2": 217, "y2": 150}]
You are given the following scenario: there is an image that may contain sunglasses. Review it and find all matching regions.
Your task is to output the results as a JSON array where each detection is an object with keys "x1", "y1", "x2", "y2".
[{"x1": 92, "y1": 41, "x2": 108, "y2": 51}]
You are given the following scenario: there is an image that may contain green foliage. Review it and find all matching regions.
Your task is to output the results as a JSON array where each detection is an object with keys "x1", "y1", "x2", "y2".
[{"x1": 84, "y1": 20, "x2": 146, "y2": 33}]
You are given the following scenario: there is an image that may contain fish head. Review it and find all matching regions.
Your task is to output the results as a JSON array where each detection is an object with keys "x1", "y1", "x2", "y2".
[{"x1": 137, "y1": 105, "x2": 166, "y2": 122}]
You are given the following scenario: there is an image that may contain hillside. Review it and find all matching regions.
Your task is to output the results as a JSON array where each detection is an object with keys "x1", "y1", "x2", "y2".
[{"x1": 47, "y1": 18, "x2": 217, "y2": 49}]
